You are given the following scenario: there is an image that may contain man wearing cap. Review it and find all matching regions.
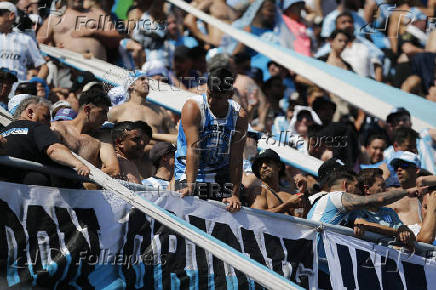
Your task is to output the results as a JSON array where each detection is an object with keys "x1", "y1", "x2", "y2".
[
  {"x1": 142, "y1": 142, "x2": 176, "y2": 191},
  {"x1": 175, "y1": 66, "x2": 248, "y2": 213},
  {"x1": 385, "y1": 107, "x2": 436, "y2": 175},
  {"x1": 112, "y1": 121, "x2": 152, "y2": 184},
  {"x1": 251, "y1": 149, "x2": 306, "y2": 214},
  {"x1": 51, "y1": 88, "x2": 120, "y2": 177},
  {"x1": 0, "y1": 96, "x2": 89, "y2": 185},
  {"x1": 308, "y1": 158, "x2": 427, "y2": 286},
  {"x1": 108, "y1": 72, "x2": 177, "y2": 134},
  {"x1": 51, "y1": 100, "x2": 77, "y2": 121},
  {"x1": 386, "y1": 151, "x2": 423, "y2": 225},
  {"x1": 0, "y1": 2, "x2": 48, "y2": 81}
]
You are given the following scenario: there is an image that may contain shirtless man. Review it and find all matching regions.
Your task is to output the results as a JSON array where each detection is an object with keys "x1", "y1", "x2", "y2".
[
  {"x1": 108, "y1": 73, "x2": 176, "y2": 134},
  {"x1": 386, "y1": 151, "x2": 422, "y2": 225},
  {"x1": 251, "y1": 149, "x2": 305, "y2": 214},
  {"x1": 184, "y1": 0, "x2": 236, "y2": 47},
  {"x1": 37, "y1": 0, "x2": 122, "y2": 60},
  {"x1": 51, "y1": 88, "x2": 120, "y2": 177},
  {"x1": 112, "y1": 121, "x2": 152, "y2": 184}
]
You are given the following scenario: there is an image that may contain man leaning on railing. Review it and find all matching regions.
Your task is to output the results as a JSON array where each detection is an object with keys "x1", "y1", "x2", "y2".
[{"x1": 0, "y1": 96, "x2": 89, "y2": 186}]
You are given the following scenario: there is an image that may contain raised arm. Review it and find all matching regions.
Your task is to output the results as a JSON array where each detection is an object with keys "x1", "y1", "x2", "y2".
[
  {"x1": 341, "y1": 187, "x2": 425, "y2": 211},
  {"x1": 180, "y1": 100, "x2": 201, "y2": 197},
  {"x1": 417, "y1": 191, "x2": 436, "y2": 244}
]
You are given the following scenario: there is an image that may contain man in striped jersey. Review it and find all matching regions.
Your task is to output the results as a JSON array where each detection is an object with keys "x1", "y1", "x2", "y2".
[
  {"x1": 0, "y1": 2, "x2": 47, "y2": 81},
  {"x1": 175, "y1": 66, "x2": 248, "y2": 213},
  {"x1": 385, "y1": 107, "x2": 436, "y2": 175},
  {"x1": 308, "y1": 165, "x2": 427, "y2": 287}
]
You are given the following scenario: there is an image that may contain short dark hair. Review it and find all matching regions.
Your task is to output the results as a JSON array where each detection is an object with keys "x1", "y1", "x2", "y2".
[
  {"x1": 207, "y1": 67, "x2": 234, "y2": 94},
  {"x1": 263, "y1": 76, "x2": 283, "y2": 90},
  {"x1": 326, "y1": 169, "x2": 357, "y2": 188},
  {"x1": 392, "y1": 127, "x2": 420, "y2": 145},
  {"x1": 79, "y1": 88, "x2": 111, "y2": 108},
  {"x1": 112, "y1": 121, "x2": 152, "y2": 143},
  {"x1": 296, "y1": 110, "x2": 313, "y2": 122},
  {"x1": 365, "y1": 134, "x2": 387, "y2": 147},
  {"x1": 329, "y1": 29, "x2": 351, "y2": 41},
  {"x1": 335, "y1": 11, "x2": 353, "y2": 25},
  {"x1": 357, "y1": 168, "x2": 383, "y2": 194}
]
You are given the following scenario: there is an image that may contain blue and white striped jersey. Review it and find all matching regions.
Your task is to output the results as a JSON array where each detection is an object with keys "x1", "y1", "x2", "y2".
[
  {"x1": 175, "y1": 94, "x2": 240, "y2": 183},
  {"x1": 0, "y1": 31, "x2": 45, "y2": 81},
  {"x1": 142, "y1": 176, "x2": 170, "y2": 191},
  {"x1": 307, "y1": 191, "x2": 347, "y2": 225}
]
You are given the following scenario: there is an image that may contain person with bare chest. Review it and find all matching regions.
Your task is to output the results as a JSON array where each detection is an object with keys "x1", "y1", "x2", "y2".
[
  {"x1": 37, "y1": 0, "x2": 122, "y2": 60},
  {"x1": 108, "y1": 73, "x2": 176, "y2": 134},
  {"x1": 251, "y1": 149, "x2": 306, "y2": 215},
  {"x1": 51, "y1": 88, "x2": 120, "y2": 177}
]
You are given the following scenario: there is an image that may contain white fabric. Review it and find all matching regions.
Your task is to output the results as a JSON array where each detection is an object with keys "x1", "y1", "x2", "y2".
[{"x1": 0, "y1": 31, "x2": 45, "y2": 81}]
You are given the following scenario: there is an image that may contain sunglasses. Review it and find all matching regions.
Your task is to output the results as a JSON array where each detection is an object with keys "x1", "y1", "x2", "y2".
[{"x1": 392, "y1": 160, "x2": 416, "y2": 171}]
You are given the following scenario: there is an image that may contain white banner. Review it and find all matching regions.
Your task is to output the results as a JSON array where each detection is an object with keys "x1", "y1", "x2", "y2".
[
  {"x1": 0, "y1": 181, "x2": 317, "y2": 289},
  {"x1": 323, "y1": 230, "x2": 436, "y2": 290}
]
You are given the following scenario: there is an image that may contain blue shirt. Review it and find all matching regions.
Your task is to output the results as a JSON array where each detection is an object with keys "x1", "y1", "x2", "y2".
[
  {"x1": 346, "y1": 207, "x2": 403, "y2": 229},
  {"x1": 175, "y1": 94, "x2": 240, "y2": 183}
]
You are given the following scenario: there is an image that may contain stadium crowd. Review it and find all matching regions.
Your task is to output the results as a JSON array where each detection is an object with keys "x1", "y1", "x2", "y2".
[{"x1": 0, "y1": 0, "x2": 436, "y2": 287}]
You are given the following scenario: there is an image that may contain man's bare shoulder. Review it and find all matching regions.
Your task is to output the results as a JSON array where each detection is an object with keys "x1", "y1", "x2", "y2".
[{"x1": 51, "y1": 121, "x2": 67, "y2": 133}]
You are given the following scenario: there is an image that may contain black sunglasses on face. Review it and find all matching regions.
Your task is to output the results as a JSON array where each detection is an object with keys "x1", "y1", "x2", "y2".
[{"x1": 392, "y1": 160, "x2": 416, "y2": 171}]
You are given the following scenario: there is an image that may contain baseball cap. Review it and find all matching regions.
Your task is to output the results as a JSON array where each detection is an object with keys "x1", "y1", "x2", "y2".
[
  {"x1": 389, "y1": 151, "x2": 421, "y2": 170},
  {"x1": 124, "y1": 71, "x2": 147, "y2": 91},
  {"x1": 82, "y1": 81, "x2": 104, "y2": 93},
  {"x1": 8, "y1": 94, "x2": 32, "y2": 115},
  {"x1": 150, "y1": 142, "x2": 176, "y2": 166},
  {"x1": 283, "y1": 0, "x2": 305, "y2": 10},
  {"x1": 53, "y1": 108, "x2": 77, "y2": 121},
  {"x1": 317, "y1": 158, "x2": 347, "y2": 188},
  {"x1": 386, "y1": 107, "x2": 410, "y2": 124},
  {"x1": 51, "y1": 100, "x2": 71, "y2": 111},
  {"x1": 252, "y1": 149, "x2": 285, "y2": 179},
  {"x1": 0, "y1": 2, "x2": 17, "y2": 16}
]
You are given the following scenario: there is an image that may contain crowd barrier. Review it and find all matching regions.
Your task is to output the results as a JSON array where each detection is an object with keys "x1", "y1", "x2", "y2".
[{"x1": 0, "y1": 155, "x2": 434, "y2": 256}]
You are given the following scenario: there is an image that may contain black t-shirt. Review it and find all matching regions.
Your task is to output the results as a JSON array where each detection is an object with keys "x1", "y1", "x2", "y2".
[
  {"x1": 1, "y1": 120, "x2": 60, "y2": 164},
  {"x1": 317, "y1": 54, "x2": 354, "y2": 72}
]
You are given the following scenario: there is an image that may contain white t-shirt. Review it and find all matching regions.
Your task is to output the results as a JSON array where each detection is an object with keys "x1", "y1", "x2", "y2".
[
  {"x1": 0, "y1": 31, "x2": 45, "y2": 81},
  {"x1": 408, "y1": 224, "x2": 421, "y2": 236}
]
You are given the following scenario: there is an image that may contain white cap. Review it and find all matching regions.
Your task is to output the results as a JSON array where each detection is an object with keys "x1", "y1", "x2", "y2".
[
  {"x1": 108, "y1": 86, "x2": 127, "y2": 106},
  {"x1": 51, "y1": 100, "x2": 71, "y2": 112},
  {"x1": 8, "y1": 94, "x2": 32, "y2": 115},
  {"x1": 0, "y1": 2, "x2": 17, "y2": 16}
]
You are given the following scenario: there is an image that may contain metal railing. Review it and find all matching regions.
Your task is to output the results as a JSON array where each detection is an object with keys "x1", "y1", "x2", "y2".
[{"x1": 0, "y1": 155, "x2": 434, "y2": 257}]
